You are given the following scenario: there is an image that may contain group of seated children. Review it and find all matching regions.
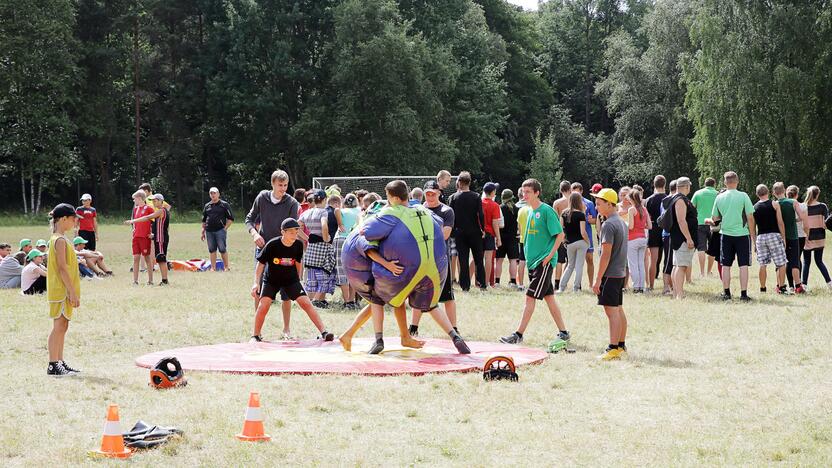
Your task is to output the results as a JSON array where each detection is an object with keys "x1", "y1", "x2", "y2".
[{"x1": 0, "y1": 239, "x2": 49, "y2": 294}]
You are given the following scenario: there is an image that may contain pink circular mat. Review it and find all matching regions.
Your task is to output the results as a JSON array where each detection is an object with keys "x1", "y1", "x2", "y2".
[{"x1": 135, "y1": 338, "x2": 548, "y2": 376}]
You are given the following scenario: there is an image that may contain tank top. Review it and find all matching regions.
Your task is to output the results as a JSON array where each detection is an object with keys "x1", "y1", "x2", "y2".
[
  {"x1": 628, "y1": 208, "x2": 647, "y2": 241},
  {"x1": 777, "y1": 198, "x2": 798, "y2": 240},
  {"x1": 336, "y1": 207, "x2": 361, "y2": 238},
  {"x1": 753, "y1": 200, "x2": 779, "y2": 235},
  {"x1": 47, "y1": 234, "x2": 80, "y2": 303}
]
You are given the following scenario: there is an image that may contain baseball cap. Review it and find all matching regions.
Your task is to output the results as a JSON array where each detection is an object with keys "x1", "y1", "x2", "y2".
[
  {"x1": 72, "y1": 236, "x2": 87, "y2": 246},
  {"x1": 151, "y1": 193, "x2": 165, "y2": 201},
  {"x1": 590, "y1": 183, "x2": 603, "y2": 194},
  {"x1": 501, "y1": 189, "x2": 514, "y2": 202},
  {"x1": 591, "y1": 188, "x2": 618, "y2": 205},
  {"x1": 19, "y1": 239, "x2": 32, "y2": 249},
  {"x1": 209, "y1": 187, "x2": 219, "y2": 193},
  {"x1": 281, "y1": 218, "x2": 300, "y2": 230},
  {"x1": 36, "y1": 239, "x2": 47, "y2": 248},
  {"x1": 50, "y1": 203, "x2": 82, "y2": 220},
  {"x1": 313, "y1": 189, "x2": 327, "y2": 201},
  {"x1": 26, "y1": 250, "x2": 44, "y2": 262},
  {"x1": 483, "y1": 182, "x2": 499, "y2": 194},
  {"x1": 423, "y1": 180, "x2": 441, "y2": 193},
  {"x1": 80, "y1": 193, "x2": 92, "y2": 201}
]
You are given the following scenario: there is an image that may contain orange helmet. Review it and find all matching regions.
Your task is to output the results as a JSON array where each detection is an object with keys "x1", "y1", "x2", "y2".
[{"x1": 149, "y1": 357, "x2": 187, "y2": 389}]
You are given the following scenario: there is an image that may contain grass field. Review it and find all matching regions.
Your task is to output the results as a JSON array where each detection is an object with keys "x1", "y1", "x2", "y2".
[{"x1": 2, "y1": 223, "x2": 832, "y2": 466}]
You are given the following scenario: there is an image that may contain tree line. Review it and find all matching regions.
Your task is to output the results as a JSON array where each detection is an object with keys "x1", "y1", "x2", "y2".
[{"x1": 1, "y1": 0, "x2": 830, "y2": 213}]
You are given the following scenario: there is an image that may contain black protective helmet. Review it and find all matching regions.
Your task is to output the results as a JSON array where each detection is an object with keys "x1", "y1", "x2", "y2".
[{"x1": 149, "y1": 357, "x2": 187, "y2": 389}]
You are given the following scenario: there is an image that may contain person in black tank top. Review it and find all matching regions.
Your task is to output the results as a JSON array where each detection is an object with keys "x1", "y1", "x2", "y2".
[{"x1": 752, "y1": 185, "x2": 787, "y2": 293}]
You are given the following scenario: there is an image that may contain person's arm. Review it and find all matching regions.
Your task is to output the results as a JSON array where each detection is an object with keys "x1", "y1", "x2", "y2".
[
  {"x1": 225, "y1": 203, "x2": 234, "y2": 230},
  {"x1": 627, "y1": 207, "x2": 636, "y2": 230},
  {"x1": 321, "y1": 215, "x2": 330, "y2": 243},
  {"x1": 335, "y1": 208, "x2": 346, "y2": 233},
  {"x1": 594, "y1": 241, "x2": 612, "y2": 294},
  {"x1": 492, "y1": 216, "x2": 501, "y2": 247},
  {"x1": 442, "y1": 226, "x2": 452, "y2": 240},
  {"x1": 675, "y1": 199, "x2": 694, "y2": 249},
  {"x1": 477, "y1": 198, "x2": 485, "y2": 235},
  {"x1": 251, "y1": 262, "x2": 265, "y2": 298},
  {"x1": 124, "y1": 209, "x2": 162, "y2": 224},
  {"x1": 746, "y1": 196, "x2": 757, "y2": 248},
  {"x1": 795, "y1": 203, "x2": 809, "y2": 236},
  {"x1": 245, "y1": 195, "x2": 265, "y2": 247},
  {"x1": 93, "y1": 215, "x2": 99, "y2": 240},
  {"x1": 54, "y1": 237, "x2": 79, "y2": 307},
  {"x1": 366, "y1": 249, "x2": 403, "y2": 276},
  {"x1": 709, "y1": 198, "x2": 721, "y2": 224},
  {"x1": 580, "y1": 220, "x2": 588, "y2": 242},
  {"x1": 38, "y1": 265, "x2": 48, "y2": 276},
  {"x1": 774, "y1": 202, "x2": 786, "y2": 245},
  {"x1": 644, "y1": 208, "x2": 653, "y2": 230}
]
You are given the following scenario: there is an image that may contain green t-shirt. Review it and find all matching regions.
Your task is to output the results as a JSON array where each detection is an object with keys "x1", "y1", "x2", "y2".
[
  {"x1": 691, "y1": 187, "x2": 718, "y2": 226},
  {"x1": 778, "y1": 198, "x2": 798, "y2": 240},
  {"x1": 523, "y1": 203, "x2": 563, "y2": 270},
  {"x1": 712, "y1": 189, "x2": 755, "y2": 237}
]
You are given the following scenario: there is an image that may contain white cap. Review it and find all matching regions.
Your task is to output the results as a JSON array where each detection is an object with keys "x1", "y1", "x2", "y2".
[
  {"x1": 80, "y1": 193, "x2": 92, "y2": 201},
  {"x1": 209, "y1": 187, "x2": 219, "y2": 193},
  {"x1": 152, "y1": 193, "x2": 165, "y2": 201}
]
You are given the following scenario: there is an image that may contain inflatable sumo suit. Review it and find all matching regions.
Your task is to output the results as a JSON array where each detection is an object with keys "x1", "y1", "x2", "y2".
[{"x1": 341, "y1": 203, "x2": 447, "y2": 311}]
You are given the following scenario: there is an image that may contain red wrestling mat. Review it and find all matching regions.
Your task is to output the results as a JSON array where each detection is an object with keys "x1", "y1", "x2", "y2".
[{"x1": 135, "y1": 338, "x2": 548, "y2": 376}]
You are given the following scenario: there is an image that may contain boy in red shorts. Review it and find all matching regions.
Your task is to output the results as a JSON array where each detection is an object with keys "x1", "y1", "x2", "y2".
[{"x1": 128, "y1": 190, "x2": 154, "y2": 285}]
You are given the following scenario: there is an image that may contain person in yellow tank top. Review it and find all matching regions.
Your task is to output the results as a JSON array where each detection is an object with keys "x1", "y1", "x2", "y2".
[
  {"x1": 516, "y1": 186, "x2": 531, "y2": 288},
  {"x1": 46, "y1": 203, "x2": 83, "y2": 377}
]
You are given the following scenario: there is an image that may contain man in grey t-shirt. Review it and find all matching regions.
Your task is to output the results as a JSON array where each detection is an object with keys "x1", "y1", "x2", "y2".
[{"x1": 591, "y1": 188, "x2": 629, "y2": 361}]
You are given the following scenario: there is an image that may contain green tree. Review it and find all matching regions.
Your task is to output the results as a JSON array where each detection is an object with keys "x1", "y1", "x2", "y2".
[{"x1": 529, "y1": 129, "x2": 563, "y2": 203}]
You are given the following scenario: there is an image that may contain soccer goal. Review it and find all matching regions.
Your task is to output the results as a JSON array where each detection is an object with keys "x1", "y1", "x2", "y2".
[{"x1": 312, "y1": 176, "x2": 458, "y2": 198}]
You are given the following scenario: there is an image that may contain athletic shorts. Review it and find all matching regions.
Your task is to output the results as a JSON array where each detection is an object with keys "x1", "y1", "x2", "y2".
[
  {"x1": 439, "y1": 274, "x2": 454, "y2": 303},
  {"x1": 648, "y1": 229, "x2": 664, "y2": 248},
  {"x1": 495, "y1": 239, "x2": 519, "y2": 260},
  {"x1": 597, "y1": 276, "x2": 624, "y2": 307},
  {"x1": 260, "y1": 279, "x2": 306, "y2": 301},
  {"x1": 154, "y1": 237, "x2": 169, "y2": 263},
  {"x1": 526, "y1": 262, "x2": 555, "y2": 300},
  {"x1": 78, "y1": 229, "x2": 96, "y2": 251},
  {"x1": 662, "y1": 236, "x2": 674, "y2": 275},
  {"x1": 785, "y1": 238, "x2": 800, "y2": 271},
  {"x1": 721, "y1": 234, "x2": 751, "y2": 267},
  {"x1": 756, "y1": 232, "x2": 787, "y2": 267},
  {"x1": 205, "y1": 229, "x2": 227, "y2": 254},
  {"x1": 557, "y1": 244, "x2": 567, "y2": 264},
  {"x1": 483, "y1": 234, "x2": 496, "y2": 251},
  {"x1": 518, "y1": 243, "x2": 525, "y2": 262},
  {"x1": 132, "y1": 237, "x2": 151, "y2": 256},
  {"x1": 707, "y1": 232, "x2": 722, "y2": 259},
  {"x1": 696, "y1": 225, "x2": 711, "y2": 252},
  {"x1": 674, "y1": 243, "x2": 695, "y2": 268},
  {"x1": 49, "y1": 299, "x2": 73, "y2": 320}
]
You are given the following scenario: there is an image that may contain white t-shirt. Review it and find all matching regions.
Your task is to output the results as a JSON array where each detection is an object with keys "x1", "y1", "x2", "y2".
[{"x1": 21, "y1": 262, "x2": 46, "y2": 291}]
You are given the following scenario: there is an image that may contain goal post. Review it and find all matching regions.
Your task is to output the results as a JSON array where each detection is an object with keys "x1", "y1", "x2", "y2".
[{"x1": 312, "y1": 176, "x2": 458, "y2": 199}]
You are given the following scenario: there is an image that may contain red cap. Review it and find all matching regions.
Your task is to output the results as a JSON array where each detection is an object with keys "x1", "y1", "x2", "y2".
[{"x1": 590, "y1": 183, "x2": 603, "y2": 194}]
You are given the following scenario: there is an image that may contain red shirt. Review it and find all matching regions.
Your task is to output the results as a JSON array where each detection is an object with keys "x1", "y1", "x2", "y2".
[
  {"x1": 132, "y1": 205, "x2": 154, "y2": 238},
  {"x1": 76, "y1": 206, "x2": 97, "y2": 231},
  {"x1": 482, "y1": 198, "x2": 501, "y2": 236}
]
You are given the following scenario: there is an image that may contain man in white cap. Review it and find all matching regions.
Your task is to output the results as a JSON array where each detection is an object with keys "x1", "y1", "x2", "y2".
[
  {"x1": 202, "y1": 187, "x2": 234, "y2": 271},
  {"x1": 75, "y1": 194, "x2": 99, "y2": 251}
]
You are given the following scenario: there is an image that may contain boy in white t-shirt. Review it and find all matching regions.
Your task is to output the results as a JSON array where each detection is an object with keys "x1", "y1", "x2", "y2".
[{"x1": 22, "y1": 249, "x2": 48, "y2": 295}]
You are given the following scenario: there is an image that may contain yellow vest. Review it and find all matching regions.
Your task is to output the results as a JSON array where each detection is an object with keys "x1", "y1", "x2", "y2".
[
  {"x1": 518, "y1": 205, "x2": 531, "y2": 243},
  {"x1": 47, "y1": 234, "x2": 80, "y2": 303}
]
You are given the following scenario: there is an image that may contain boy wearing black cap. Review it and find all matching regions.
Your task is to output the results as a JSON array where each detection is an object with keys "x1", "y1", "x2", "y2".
[{"x1": 250, "y1": 218, "x2": 334, "y2": 342}]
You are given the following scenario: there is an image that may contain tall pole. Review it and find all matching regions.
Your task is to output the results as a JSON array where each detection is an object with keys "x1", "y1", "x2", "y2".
[{"x1": 133, "y1": 5, "x2": 141, "y2": 185}]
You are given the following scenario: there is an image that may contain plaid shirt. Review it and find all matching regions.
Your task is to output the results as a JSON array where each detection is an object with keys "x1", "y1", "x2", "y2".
[{"x1": 303, "y1": 241, "x2": 336, "y2": 274}]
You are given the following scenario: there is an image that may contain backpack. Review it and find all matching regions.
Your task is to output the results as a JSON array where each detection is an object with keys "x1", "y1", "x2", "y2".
[{"x1": 656, "y1": 195, "x2": 679, "y2": 232}]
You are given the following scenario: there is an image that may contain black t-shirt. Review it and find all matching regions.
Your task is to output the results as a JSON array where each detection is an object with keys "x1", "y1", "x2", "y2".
[
  {"x1": 500, "y1": 204, "x2": 518, "y2": 242},
  {"x1": 753, "y1": 200, "x2": 779, "y2": 235},
  {"x1": 326, "y1": 206, "x2": 338, "y2": 242},
  {"x1": 562, "y1": 210, "x2": 587, "y2": 244},
  {"x1": 646, "y1": 192, "x2": 667, "y2": 233},
  {"x1": 448, "y1": 191, "x2": 484, "y2": 235},
  {"x1": 202, "y1": 200, "x2": 234, "y2": 232},
  {"x1": 257, "y1": 236, "x2": 303, "y2": 284},
  {"x1": 669, "y1": 194, "x2": 698, "y2": 249}
]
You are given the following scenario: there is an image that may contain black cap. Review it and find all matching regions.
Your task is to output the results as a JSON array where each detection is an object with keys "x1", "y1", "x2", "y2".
[
  {"x1": 281, "y1": 218, "x2": 300, "y2": 230},
  {"x1": 423, "y1": 180, "x2": 441, "y2": 192},
  {"x1": 50, "y1": 203, "x2": 82, "y2": 219}
]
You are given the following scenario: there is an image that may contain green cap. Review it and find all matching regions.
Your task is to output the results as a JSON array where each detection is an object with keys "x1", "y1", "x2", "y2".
[
  {"x1": 72, "y1": 236, "x2": 87, "y2": 246},
  {"x1": 19, "y1": 238, "x2": 31, "y2": 249},
  {"x1": 36, "y1": 239, "x2": 47, "y2": 247},
  {"x1": 26, "y1": 250, "x2": 44, "y2": 261}
]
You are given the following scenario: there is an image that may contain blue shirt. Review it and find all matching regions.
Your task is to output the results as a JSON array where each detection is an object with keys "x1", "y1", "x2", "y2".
[{"x1": 583, "y1": 197, "x2": 597, "y2": 247}]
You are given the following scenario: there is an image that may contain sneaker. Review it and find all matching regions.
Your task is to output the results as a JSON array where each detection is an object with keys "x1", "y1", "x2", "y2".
[
  {"x1": 249, "y1": 335, "x2": 263, "y2": 343},
  {"x1": 795, "y1": 285, "x2": 807, "y2": 294},
  {"x1": 47, "y1": 361, "x2": 76, "y2": 377},
  {"x1": 313, "y1": 300, "x2": 330, "y2": 309},
  {"x1": 499, "y1": 332, "x2": 523, "y2": 344},
  {"x1": 740, "y1": 295, "x2": 752, "y2": 302},
  {"x1": 61, "y1": 361, "x2": 81, "y2": 373},
  {"x1": 320, "y1": 331, "x2": 335, "y2": 341},
  {"x1": 159, "y1": 279, "x2": 169, "y2": 286},
  {"x1": 719, "y1": 293, "x2": 732, "y2": 301},
  {"x1": 408, "y1": 325, "x2": 419, "y2": 337},
  {"x1": 368, "y1": 339, "x2": 385, "y2": 355},
  {"x1": 557, "y1": 330, "x2": 571, "y2": 342},
  {"x1": 516, "y1": 284, "x2": 526, "y2": 291},
  {"x1": 281, "y1": 332, "x2": 296, "y2": 341},
  {"x1": 599, "y1": 348, "x2": 623, "y2": 361},
  {"x1": 452, "y1": 335, "x2": 471, "y2": 354}
]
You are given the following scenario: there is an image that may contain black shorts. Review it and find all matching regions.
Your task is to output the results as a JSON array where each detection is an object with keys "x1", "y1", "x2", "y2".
[
  {"x1": 526, "y1": 263, "x2": 555, "y2": 300},
  {"x1": 785, "y1": 238, "x2": 800, "y2": 271},
  {"x1": 78, "y1": 229, "x2": 96, "y2": 251},
  {"x1": 483, "y1": 234, "x2": 496, "y2": 251},
  {"x1": 720, "y1": 234, "x2": 751, "y2": 267},
  {"x1": 495, "y1": 239, "x2": 519, "y2": 260},
  {"x1": 439, "y1": 274, "x2": 454, "y2": 303},
  {"x1": 662, "y1": 236, "x2": 674, "y2": 275},
  {"x1": 707, "y1": 232, "x2": 722, "y2": 259},
  {"x1": 518, "y1": 243, "x2": 526, "y2": 262},
  {"x1": 557, "y1": 244, "x2": 567, "y2": 264},
  {"x1": 154, "y1": 237, "x2": 169, "y2": 263},
  {"x1": 597, "y1": 276, "x2": 624, "y2": 307},
  {"x1": 647, "y1": 229, "x2": 664, "y2": 248},
  {"x1": 260, "y1": 279, "x2": 306, "y2": 301},
  {"x1": 696, "y1": 225, "x2": 711, "y2": 252}
]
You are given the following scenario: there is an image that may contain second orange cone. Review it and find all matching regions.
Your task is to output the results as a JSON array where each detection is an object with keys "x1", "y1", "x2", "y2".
[
  {"x1": 89, "y1": 404, "x2": 132, "y2": 458},
  {"x1": 236, "y1": 392, "x2": 271, "y2": 442}
]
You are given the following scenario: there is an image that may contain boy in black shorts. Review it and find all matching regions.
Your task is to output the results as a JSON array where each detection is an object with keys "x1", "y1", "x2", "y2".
[
  {"x1": 250, "y1": 218, "x2": 334, "y2": 342},
  {"x1": 592, "y1": 188, "x2": 629, "y2": 361}
]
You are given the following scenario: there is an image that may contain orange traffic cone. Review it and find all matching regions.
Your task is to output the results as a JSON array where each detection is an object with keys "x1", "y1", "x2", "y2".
[
  {"x1": 236, "y1": 392, "x2": 271, "y2": 442},
  {"x1": 89, "y1": 404, "x2": 132, "y2": 458}
]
